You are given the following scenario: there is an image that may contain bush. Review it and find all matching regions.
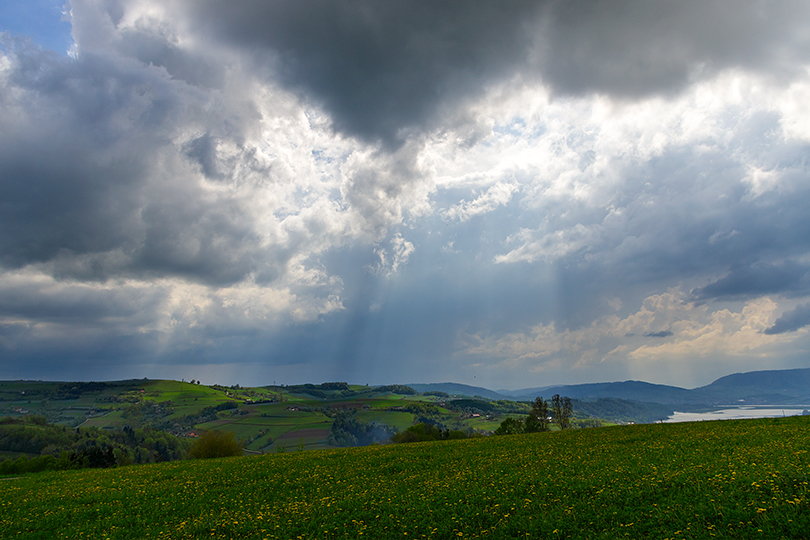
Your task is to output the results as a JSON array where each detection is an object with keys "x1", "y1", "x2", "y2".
[
  {"x1": 494, "y1": 417, "x2": 525, "y2": 436},
  {"x1": 188, "y1": 431, "x2": 243, "y2": 459},
  {"x1": 392, "y1": 423, "x2": 444, "y2": 443},
  {"x1": 392, "y1": 423, "x2": 472, "y2": 443},
  {"x1": 374, "y1": 385, "x2": 417, "y2": 395}
]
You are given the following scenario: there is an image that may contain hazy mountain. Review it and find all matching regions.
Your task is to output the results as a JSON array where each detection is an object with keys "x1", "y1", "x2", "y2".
[
  {"x1": 498, "y1": 367, "x2": 810, "y2": 406},
  {"x1": 502, "y1": 381, "x2": 700, "y2": 405},
  {"x1": 695, "y1": 368, "x2": 810, "y2": 404}
]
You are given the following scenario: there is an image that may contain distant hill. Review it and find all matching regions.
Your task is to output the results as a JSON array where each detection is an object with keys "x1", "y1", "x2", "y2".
[
  {"x1": 406, "y1": 383, "x2": 512, "y2": 401},
  {"x1": 502, "y1": 381, "x2": 700, "y2": 405},
  {"x1": 3, "y1": 366, "x2": 809, "y2": 447},
  {"x1": 695, "y1": 368, "x2": 810, "y2": 404},
  {"x1": 499, "y1": 367, "x2": 810, "y2": 406},
  {"x1": 265, "y1": 366, "x2": 810, "y2": 406}
]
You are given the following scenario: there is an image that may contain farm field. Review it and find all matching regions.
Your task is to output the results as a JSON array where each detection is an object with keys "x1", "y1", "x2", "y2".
[
  {"x1": 1, "y1": 380, "x2": 521, "y2": 452},
  {"x1": 1, "y1": 416, "x2": 808, "y2": 538},
  {"x1": 0, "y1": 380, "x2": 237, "y2": 427}
]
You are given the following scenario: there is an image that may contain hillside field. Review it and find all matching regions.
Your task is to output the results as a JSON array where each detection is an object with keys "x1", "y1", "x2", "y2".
[
  {"x1": 2, "y1": 416, "x2": 808, "y2": 538},
  {"x1": 1, "y1": 380, "x2": 524, "y2": 452}
]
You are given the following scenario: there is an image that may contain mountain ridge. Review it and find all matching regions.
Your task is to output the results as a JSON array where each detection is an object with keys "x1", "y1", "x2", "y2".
[
  {"x1": 415, "y1": 367, "x2": 810, "y2": 405},
  {"x1": 4, "y1": 367, "x2": 809, "y2": 407}
]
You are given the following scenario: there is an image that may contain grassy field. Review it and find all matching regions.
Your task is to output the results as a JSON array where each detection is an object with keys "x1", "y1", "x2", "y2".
[
  {"x1": 1, "y1": 416, "x2": 808, "y2": 538},
  {"x1": 0, "y1": 379, "x2": 238, "y2": 427},
  {"x1": 1, "y1": 380, "x2": 507, "y2": 450}
]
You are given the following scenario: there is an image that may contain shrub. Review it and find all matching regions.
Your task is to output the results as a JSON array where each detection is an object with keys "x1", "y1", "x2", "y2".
[
  {"x1": 374, "y1": 385, "x2": 417, "y2": 395},
  {"x1": 188, "y1": 431, "x2": 243, "y2": 459},
  {"x1": 392, "y1": 423, "x2": 444, "y2": 443},
  {"x1": 494, "y1": 417, "x2": 525, "y2": 436},
  {"x1": 392, "y1": 423, "x2": 472, "y2": 443}
]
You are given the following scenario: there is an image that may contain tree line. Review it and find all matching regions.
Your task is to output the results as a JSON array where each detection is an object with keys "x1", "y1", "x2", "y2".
[{"x1": 0, "y1": 416, "x2": 190, "y2": 475}]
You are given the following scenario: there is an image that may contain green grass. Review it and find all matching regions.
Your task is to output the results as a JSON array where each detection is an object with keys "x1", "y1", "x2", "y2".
[
  {"x1": 2, "y1": 416, "x2": 809, "y2": 538},
  {"x1": 460, "y1": 416, "x2": 503, "y2": 432},
  {"x1": 198, "y1": 415, "x2": 333, "y2": 451},
  {"x1": 355, "y1": 410, "x2": 415, "y2": 430},
  {"x1": 143, "y1": 380, "x2": 234, "y2": 410},
  {"x1": 79, "y1": 409, "x2": 128, "y2": 429},
  {"x1": 2, "y1": 379, "x2": 521, "y2": 445},
  {"x1": 0, "y1": 380, "x2": 237, "y2": 428},
  {"x1": 199, "y1": 404, "x2": 332, "y2": 439}
]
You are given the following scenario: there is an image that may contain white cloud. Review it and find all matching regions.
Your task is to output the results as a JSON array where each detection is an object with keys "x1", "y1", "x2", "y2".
[
  {"x1": 443, "y1": 182, "x2": 517, "y2": 222},
  {"x1": 418, "y1": 69, "x2": 810, "y2": 278},
  {"x1": 625, "y1": 297, "x2": 782, "y2": 361},
  {"x1": 373, "y1": 234, "x2": 415, "y2": 277},
  {"x1": 495, "y1": 224, "x2": 595, "y2": 264},
  {"x1": 460, "y1": 291, "x2": 799, "y2": 386}
]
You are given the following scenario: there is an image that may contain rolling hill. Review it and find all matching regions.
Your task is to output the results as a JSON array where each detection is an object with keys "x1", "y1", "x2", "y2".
[
  {"x1": 694, "y1": 367, "x2": 810, "y2": 404},
  {"x1": 2, "y1": 366, "x2": 808, "y2": 459},
  {"x1": 2, "y1": 415, "x2": 808, "y2": 538},
  {"x1": 406, "y1": 382, "x2": 512, "y2": 400}
]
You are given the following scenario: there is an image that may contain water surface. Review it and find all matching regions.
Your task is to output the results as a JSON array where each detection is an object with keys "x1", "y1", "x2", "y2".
[{"x1": 665, "y1": 407, "x2": 808, "y2": 423}]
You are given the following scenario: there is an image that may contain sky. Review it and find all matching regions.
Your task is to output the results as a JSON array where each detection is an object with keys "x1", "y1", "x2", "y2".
[{"x1": 1, "y1": 1, "x2": 810, "y2": 389}]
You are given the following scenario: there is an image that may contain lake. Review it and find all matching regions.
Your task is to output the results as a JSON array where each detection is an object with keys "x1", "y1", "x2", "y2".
[{"x1": 664, "y1": 406, "x2": 810, "y2": 423}]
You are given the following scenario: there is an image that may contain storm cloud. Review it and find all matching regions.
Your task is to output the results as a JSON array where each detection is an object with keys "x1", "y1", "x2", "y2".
[
  {"x1": 182, "y1": 0, "x2": 810, "y2": 145},
  {"x1": 1, "y1": 1, "x2": 810, "y2": 388},
  {"x1": 764, "y1": 303, "x2": 810, "y2": 335}
]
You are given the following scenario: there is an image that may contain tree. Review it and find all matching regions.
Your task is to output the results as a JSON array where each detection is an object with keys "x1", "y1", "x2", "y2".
[
  {"x1": 494, "y1": 417, "x2": 525, "y2": 435},
  {"x1": 328, "y1": 410, "x2": 396, "y2": 447},
  {"x1": 561, "y1": 396, "x2": 573, "y2": 430},
  {"x1": 391, "y1": 423, "x2": 471, "y2": 443},
  {"x1": 27, "y1": 414, "x2": 48, "y2": 426},
  {"x1": 525, "y1": 397, "x2": 550, "y2": 433},
  {"x1": 374, "y1": 385, "x2": 417, "y2": 395},
  {"x1": 392, "y1": 423, "x2": 444, "y2": 443},
  {"x1": 188, "y1": 430, "x2": 243, "y2": 459},
  {"x1": 69, "y1": 439, "x2": 118, "y2": 468},
  {"x1": 551, "y1": 394, "x2": 573, "y2": 430}
]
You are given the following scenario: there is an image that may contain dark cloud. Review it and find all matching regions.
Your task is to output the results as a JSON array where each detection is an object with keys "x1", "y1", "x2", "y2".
[
  {"x1": 116, "y1": 25, "x2": 225, "y2": 88},
  {"x1": 0, "y1": 41, "x2": 281, "y2": 286},
  {"x1": 0, "y1": 49, "x2": 151, "y2": 274},
  {"x1": 542, "y1": 134, "x2": 810, "y2": 313},
  {"x1": 183, "y1": 0, "x2": 810, "y2": 145},
  {"x1": 184, "y1": 135, "x2": 223, "y2": 180},
  {"x1": 0, "y1": 278, "x2": 160, "y2": 324},
  {"x1": 694, "y1": 262, "x2": 810, "y2": 302},
  {"x1": 186, "y1": 0, "x2": 541, "y2": 147},
  {"x1": 764, "y1": 303, "x2": 810, "y2": 334},
  {"x1": 0, "y1": 328, "x2": 159, "y2": 380},
  {"x1": 483, "y1": 158, "x2": 774, "y2": 327},
  {"x1": 539, "y1": 0, "x2": 810, "y2": 98},
  {"x1": 645, "y1": 330, "x2": 673, "y2": 338}
]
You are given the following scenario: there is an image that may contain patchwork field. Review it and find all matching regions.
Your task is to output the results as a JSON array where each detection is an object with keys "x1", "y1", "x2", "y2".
[
  {"x1": 1, "y1": 380, "x2": 510, "y2": 452},
  {"x1": 2, "y1": 416, "x2": 808, "y2": 538}
]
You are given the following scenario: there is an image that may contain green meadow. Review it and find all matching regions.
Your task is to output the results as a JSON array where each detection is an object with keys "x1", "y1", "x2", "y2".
[
  {"x1": 2, "y1": 416, "x2": 808, "y2": 538},
  {"x1": 1, "y1": 380, "x2": 509, "y2": 452}
]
